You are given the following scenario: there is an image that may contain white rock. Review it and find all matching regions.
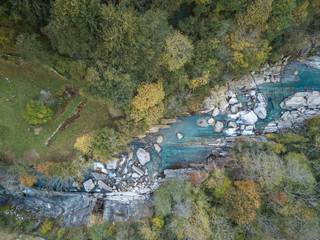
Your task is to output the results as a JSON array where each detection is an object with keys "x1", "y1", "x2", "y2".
[
  {"x1": 97, "y1": 180, "x2": 112, "y2": 192},
  {"x1": 136, "y1": 148, "x2": 150, "y2": 165},
  {"x1": 127, "y1": 151, "x2": 133, "y2": 161},
  {"x1": 254, "y1": 102, "x2": 267, "y2": 119},
  {"x1": 154, "y1": 143, "x2": 162, "y2": 153},
  {"x1": 93, "y1": 162, "x2": 108, "y2": 174},
  {"x1": 294, "y1": 70, "x2": 298, "y2": 76},
  {"x1": 241, "y1": 125, "x2": 255, "y2": 136},
  {"x1": 207, "y1": 118, "x2": 215, "y2": 125},
  {"x1": 240, "y1": 110, "x2": 258, "y2": 125},
  {"x1": 92, "y1": 172, "x2": 107, "y2": 180},
  {"x1": 214, "y1": 121, "x2": 224, "y2": 133},
  {"x1": 156, "y1": 135, "x2": 164, "y2": 143},
  {"x1": 212, "y1": 108, "x2": 220, "y2": 117},
  {"x1": 230, "y1": 102, "x2": 242, "y2": 114},
  {"x1": 229, "y1": 97, "x2": 238, "y2": 105},
  {"x1": 219, "y1": 101, "x2": 229, "y2": 112},
  {"x1": 132, "y1": 173, "x2": 140, "y2": 179},
  {"x1": 83, "y1": 179, "x2": 95, "y2": 192},
  {"x1": 223, "y1": 128, "x2": 237, "y2": 136},
  {"x1": 263, "y1": 122, "x2": 278, "y2": 133},
  {"x1": 177, "y1": 132, "x2": 184, "y2": 139},
  {"x1": 228, "y1": 120, "x2": 238, "y2": 128}
]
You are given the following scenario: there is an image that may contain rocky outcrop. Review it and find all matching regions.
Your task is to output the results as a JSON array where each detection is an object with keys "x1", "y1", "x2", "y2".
[{"x1": 136, "y1": 148, "x2": 150, "y2": 165}]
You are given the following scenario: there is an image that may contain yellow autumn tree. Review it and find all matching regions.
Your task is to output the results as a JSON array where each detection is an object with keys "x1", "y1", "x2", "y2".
[
  {"x1": 36, "y1": 162, "x2": 53, "y2": 176},
  {"x1": 129, "y1": 82, "x2": 165, "y2": 126},
  {"x1": 188, "y1": 71, "x2": 209, "y2": 90},
  {"x1": 74, "y1": 134, "x2": 94, "y2": 154}
]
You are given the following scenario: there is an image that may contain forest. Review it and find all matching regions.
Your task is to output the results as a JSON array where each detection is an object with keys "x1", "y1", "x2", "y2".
[{"x1": 0, "y1": 0, "x2": 320, "y2": 239}]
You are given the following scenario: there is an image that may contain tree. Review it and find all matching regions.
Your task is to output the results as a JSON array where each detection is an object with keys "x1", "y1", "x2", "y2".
[
  {"x1": 127, "y1": 82, "x2": 165, "y2": 127},
  {"x1": 223, "y1": 180, "x2": 261, "y2": 225},
  {"x1": 22, "y1": 101, "x2": 54, "y2": 125},
  {"x1": 43, "y1": 0, "x2": 101, "y2": 57},
  {"x1": 205, "y1": 168, "x2": 232, "y2": 199},
  {"x1": 293, "y1": 1, "x2": 310, "y2": 26},
  {"x1": 270, "y1": 0, "x2": 297, "y2": 31},
  {"x1": 284, "y1": 152, "x2": 316, "y2": 193},
  {"x1": 165, "y1": 31, "x2": 193, "y2": 71},
  {"x1": 92, "y1": 127, "x2": 129, "y2": 162},
  {"x1": 154, "y1": 179, "x2": 191, "y2": 216},
  {"x1": 90, "y1": 67, "x2": 135, "y2": 108}
]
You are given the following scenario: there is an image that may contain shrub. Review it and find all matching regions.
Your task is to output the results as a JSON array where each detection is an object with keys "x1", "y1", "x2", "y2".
[
  {"x1": 22, "y1": 101, "x2": 54, "y2": 125},
  {"x1": 40, "y1": 220, "x2": 55, "y2": 235},
  {"x1": 19, "y1": 173, "x2": 37, "y2": 187}
]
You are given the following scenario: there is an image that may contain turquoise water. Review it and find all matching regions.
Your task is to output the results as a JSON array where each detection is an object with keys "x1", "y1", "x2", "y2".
[{"x1": 135, "y1": 61, "x2": 320, "y2": 173}]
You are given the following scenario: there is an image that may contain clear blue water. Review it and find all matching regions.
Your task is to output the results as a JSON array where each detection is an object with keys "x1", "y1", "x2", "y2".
[{"x1": 132, "y1": 61, "x2": 320, "y2": 174}]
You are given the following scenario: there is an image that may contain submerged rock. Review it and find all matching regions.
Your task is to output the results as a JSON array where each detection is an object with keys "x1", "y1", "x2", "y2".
[
  {"x1": 214, "y1": 121, "x2": 224, "y2": 133},
  {"x1": 240, "y1": 110, "x2": 258, "y2": 125},
  {"x1": 83, "y1": 179, "x2": 95, "y2": 192},
  {"x1": 197, "y1": 118, "x2": 209, "y2": 127},
  {"x1": 177, "y1": 132, "x2": 184, "y2": 139},
  {"x1": 136, "y1": 148, "x2": 150, "y2": 165}
]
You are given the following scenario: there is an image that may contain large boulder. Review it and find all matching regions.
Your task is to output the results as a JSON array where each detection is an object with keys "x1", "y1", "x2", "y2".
[
  {"x1": 156, "y1": 135, "x2": 163, "y2": 143},
  {"x1": 136, "y1": 148, "x2": 150, "y2": 165},
  {"x1": 280, "y1": 92, "x2": 307, "y2": 110},
  {"x1": 240, "y1": 110, "x2": 258, "y2": 125},
  {"x1": 154, "y1": 144, "x2": 162, "y2": 153},
  {"x1": 254, "y1": 102, "x2": 267, "y2": 119},
  {"x1": 212, "y1": 108, "x2": 220, "y2": 117}
]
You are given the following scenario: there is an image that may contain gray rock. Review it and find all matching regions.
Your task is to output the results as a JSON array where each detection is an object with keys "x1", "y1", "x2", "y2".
[
  {"x1": 92, "y1": 172, "x2": 107, "y2": 181},
  {"x1": 132, "y1": 165, "x2": 144, "y2": 176},
  {"x1": 156, "y1": 135, "x2": 163, "y2": 143},
  {"x1": 132, "y1": 173, "x2": 140, "y2": 179},
  {"x1": 98, "y1": 180, "x2": 112, "y2": 192},
  {"x1": 136, "y1": 148, "x2": 150, "y2": 165},
  {"x1": 240, "y1": 110, "x2": 258, "y2": 125},
  {"x1": 307, "y1": 91, "x2": 320, "y2": 109},
  {"x1": 219, "y1": 101, "x2": 229, "y2": 112},
  {"x1": 154, "y1": 143, "x2": 162, "y2": 153},
  {"x1": 214, "y1": 121, "x2": 224, "y2": 133},
  {"x1": 280, "y1": 93, "x2": 307, "y2": 110},
  {"x1": 83, "y1": 179, "x2": 95, "y2": 192},
  {"x1": 254, "y1": 102, "x2": 267, "y2": 119}
]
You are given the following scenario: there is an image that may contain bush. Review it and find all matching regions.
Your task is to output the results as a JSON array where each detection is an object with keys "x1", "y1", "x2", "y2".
[
  {"x1": 22, "y1": 101, "x2": 54, "y2": 125},
  {"x1": 40, "y1": 220, "x2": 55, "y2": 235}
]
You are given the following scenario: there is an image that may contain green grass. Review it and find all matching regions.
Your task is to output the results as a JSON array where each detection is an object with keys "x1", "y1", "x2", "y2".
[{"x1": 0, "y1": 62, "x2": 109, "y2": 163}]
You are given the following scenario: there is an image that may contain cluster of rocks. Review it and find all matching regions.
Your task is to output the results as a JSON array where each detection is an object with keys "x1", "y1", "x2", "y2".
[
  {"x1": 264, "y1": 91, "x2": 320, "y2": 133},
  {"x1": 204, "y1": 88, "x2": 267, "y2": 136},
  {"x1": 82, "y1": 148, "x2": 162, "y2": 195}
]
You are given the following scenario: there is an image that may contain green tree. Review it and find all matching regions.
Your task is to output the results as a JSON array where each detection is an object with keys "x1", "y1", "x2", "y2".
[
  {"x1": 22, "y1": 101, "x2": 54, "y2": 125},
  {"x1": 154, "y1": 179, "x2": 192, "y2": 216}
]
